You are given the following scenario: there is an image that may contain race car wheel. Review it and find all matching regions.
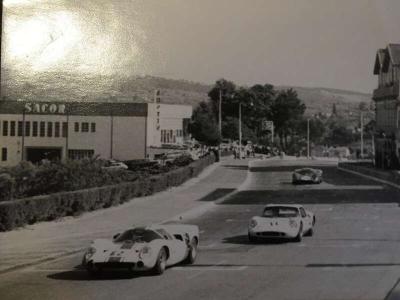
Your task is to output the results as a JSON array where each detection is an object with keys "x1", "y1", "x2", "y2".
[
  {"x1": 184, "y1": 238, "x2": 198, "y2": 264},
  {"x1": 86, "y1": 263, "x2": 102, "y2": 277},
  {"x1": 305, "y1": 227, "x2": 314, "y2": 236},
  {"x1": 294, "y1": 223, "x2": 303, "y2": 242},
  {"x1": 153, "y1": 248, "x2": 167, "y2": 275},
  {"x1": 248, "y1": 233, "x2": 258, "y2": 243}
]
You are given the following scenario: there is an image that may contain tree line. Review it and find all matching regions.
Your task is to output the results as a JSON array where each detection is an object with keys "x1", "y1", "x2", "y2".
[{"x1": 189, "y1": 79, "x2": 372, "y2": 155}]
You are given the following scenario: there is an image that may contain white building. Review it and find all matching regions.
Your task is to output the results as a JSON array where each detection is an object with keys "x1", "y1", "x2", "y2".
[{"x1": 0, "y1": 101, "x2": 192, "y2": 167}]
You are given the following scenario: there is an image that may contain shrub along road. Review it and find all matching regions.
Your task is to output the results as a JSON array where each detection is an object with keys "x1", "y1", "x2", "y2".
[{"x1": 1, "y1": 158, "x2": 400, "y2": 300}]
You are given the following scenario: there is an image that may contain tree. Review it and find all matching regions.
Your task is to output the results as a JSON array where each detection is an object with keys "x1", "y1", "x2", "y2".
[
  {"x1": 324, "y1": 125, "x2": 354, "y2": 146},
  {"x1": 297, "y1": 117, "x2": 325, "y2": 144},
  {"x1": 270, "y1": 88, "x2": 306, "y2": 150},
  {"x1": 208, "y1": 79, "x2": 237, "y2": 121},
  {"x1": 189, "y1": 101, "x2": 220, "y2": 146},
  {"x1": 332, "y1": 103, "x2": 338, "y2": 116}
]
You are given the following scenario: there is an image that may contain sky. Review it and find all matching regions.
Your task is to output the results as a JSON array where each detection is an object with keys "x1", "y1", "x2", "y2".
[{"x1": 2, "y1": 0, "x2": 400, "y2": 93}]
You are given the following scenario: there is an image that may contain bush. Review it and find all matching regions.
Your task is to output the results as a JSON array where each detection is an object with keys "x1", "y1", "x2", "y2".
[
  {"x1": 0, "y1": 173, "x2": 14, "y2": 202},
  {"x1": 0, "y1": 154, "x2": 216, "y2": 231}
]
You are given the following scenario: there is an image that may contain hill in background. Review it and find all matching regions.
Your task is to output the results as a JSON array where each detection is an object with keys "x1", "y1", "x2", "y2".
[{"x1": 1, "y1": 70, "x2": 372, "y2": 118}]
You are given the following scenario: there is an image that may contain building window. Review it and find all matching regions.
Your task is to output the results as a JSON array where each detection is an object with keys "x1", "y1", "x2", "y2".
[
  {"x1": 74, "y1": 122, "x2": 79, "y2": 132},
  {"x1": 68, "y1": 149, "x2": 94, "y2": 160},
  {"x1": 2, "y1": 121, "x2": 8, "y2": 136},
  {"x1": 91, "y1": 122, "x2": 96, "y2": 133},
  {"x1": 55, "y1": 122, "x2": 60, "y2": 137},
  {"x1": 81, "y1": 122, "x2": 89, "y2": 132},
  {"x1": 18, "y1": 121, "x2": 23, "y2": 136},
  {"x1": 40, "y1": 122, "x2": 46, "y2": 137},
  {"x1": 10, "y1": 121, "x2": 15, "y2": 136},
  {"x1": 47, "y1": 122, "x2": 53, "y2": 137},
  {"x1": 62, "y1": 122, "x2": 68, "y2": 137},
  {"x1": 25, "y1": 121, "x2": 31, "y2": 137},
  {"x1": 1, "y1": 148, "x2": 7, "y2": 161},
  {"x1": 32, "y1": 121, "x2": 38, "y2": 137}
]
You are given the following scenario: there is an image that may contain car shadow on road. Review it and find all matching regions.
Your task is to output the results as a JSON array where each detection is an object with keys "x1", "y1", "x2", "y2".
[
  {"x1": 47, "y1": 265, "x2": 155, "y2": 281},
  {"x1": 197, "y1": 188, "x2": 236, "y2": 201},
  {"x1": 222, "y1": 234, "x2": 292, "y2": 245},
  {"x1": 222, "y1": 165, "x2": 249, "y2": 171}
]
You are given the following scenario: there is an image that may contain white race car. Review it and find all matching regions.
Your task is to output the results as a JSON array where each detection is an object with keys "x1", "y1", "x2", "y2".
[
  {"x1": 82, "y1": 224, "x2": 199, "y2": 276},
  {"x1": 248, "y1": 204, "x2": 315, "y2": 242}
]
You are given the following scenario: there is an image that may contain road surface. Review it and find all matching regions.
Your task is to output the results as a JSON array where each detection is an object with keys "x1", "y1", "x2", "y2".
[{"x1": 1, "y1": 158, "x2": 400, "y2": 300}]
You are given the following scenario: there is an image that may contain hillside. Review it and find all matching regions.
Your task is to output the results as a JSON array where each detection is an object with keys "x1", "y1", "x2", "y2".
[
  {"x1": 1, "y1": 70, "x2": 372, "y2": 118},
  {"x1": 278, "y1": 86, "x2": 372, "y2": 117}
]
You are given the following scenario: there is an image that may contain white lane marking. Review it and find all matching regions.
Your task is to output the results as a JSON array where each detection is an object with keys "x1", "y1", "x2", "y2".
[
  {"x1": 338, "y1": 167, "x2": 400, "y2": 190},
  {"x1": 199, "y1": 243, "x2": 217, "y2": 249},
  {"x1": 174, "y1": 266, "x2": 247, "y2": 272},
  {"x1": 21, "y1": 268, "x2": 83, "y2": 273}
]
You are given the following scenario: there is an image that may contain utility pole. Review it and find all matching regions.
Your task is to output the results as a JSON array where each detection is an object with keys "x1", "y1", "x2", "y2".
[
  {"x1": 218, "y1": 89, "x2": 222, "y2": 160},
  {"x1": 239, "y1": 103, "x2": 242, "y2": 159},
  {"x1": 307, "y1": 118, "x2": 310, "y2": 159},
  {"x1": 360, "y1": 111, "x2": 364, "y2": 159},
  {"x1": 0, "y1": 0, "x2": 3, "y2": 98},
  {"x1": 218, "y1": 89, "x2": 222, "y2": 136}
]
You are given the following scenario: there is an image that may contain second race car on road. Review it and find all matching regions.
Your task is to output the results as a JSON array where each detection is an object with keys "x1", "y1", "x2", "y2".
[
  {"x1": 248, "y1": 204, "x2": 315, "y2": 242},
  {"x1": 292, "y1": 168, "x2": 323, "y2": 184},
  {"x1": 82, "y1": 224, "x2": 199, "y2": 276}
]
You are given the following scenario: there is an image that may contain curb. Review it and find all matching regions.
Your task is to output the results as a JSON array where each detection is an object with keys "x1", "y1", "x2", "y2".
[
  {"x1": 0, "y1": 248, "x2": 85, "y2": 275},
  {"x1": 337, "y1": 166, "x2": 400, "y2": 190}
]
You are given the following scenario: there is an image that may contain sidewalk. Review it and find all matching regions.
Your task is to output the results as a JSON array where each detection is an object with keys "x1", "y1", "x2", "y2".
[
  {"x1": 0, "y1": 157, "x2": 250, "y2": 274},
  {"x1": 338, "y1": 161, "x2": 400, "y2": 190}
]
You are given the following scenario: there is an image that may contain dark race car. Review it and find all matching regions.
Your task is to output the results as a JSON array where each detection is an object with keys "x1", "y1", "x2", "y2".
[{"x1": 292, "y1": 168, "x2": 323, "y2": 184}]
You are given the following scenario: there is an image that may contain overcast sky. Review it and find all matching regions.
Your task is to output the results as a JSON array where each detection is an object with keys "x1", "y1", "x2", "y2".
[{"x1": 3, "y1": 0, "x2": 400, "y2": 93}]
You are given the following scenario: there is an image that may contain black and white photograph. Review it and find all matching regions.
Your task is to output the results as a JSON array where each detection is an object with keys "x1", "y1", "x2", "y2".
[{"x1": 0, "y1": 1, "x2": 400, "y2": 299}]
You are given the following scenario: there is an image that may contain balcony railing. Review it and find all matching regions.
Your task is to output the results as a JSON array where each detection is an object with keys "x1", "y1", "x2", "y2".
[{"x1": 373, "y1": 82, "x2": 399, "y2": 101}]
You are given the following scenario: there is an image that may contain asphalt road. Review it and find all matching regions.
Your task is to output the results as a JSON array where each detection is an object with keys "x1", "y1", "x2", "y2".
[{"x1": 1, "y1": 158, "x2": 400, "y2": 300}]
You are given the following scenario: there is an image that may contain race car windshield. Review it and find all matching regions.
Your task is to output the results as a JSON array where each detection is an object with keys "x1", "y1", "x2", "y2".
[
  {"x1": 262, "y1": 207, "x2": 299, "y2": 218},
  {"x1": 298, "y1": 169, "x2": 313, "y2": 175},
  {"x1": 114, "y1": 229, "x2": 162, "y2": 243}
]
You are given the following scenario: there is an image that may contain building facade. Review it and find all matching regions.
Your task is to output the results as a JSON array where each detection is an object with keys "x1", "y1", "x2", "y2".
[
  {"x1": 0, "y1": 101, "x2": 192, "y2": 167},
  {"x1": 372, "y1": 44, "x2": 400, "y2": 169}
]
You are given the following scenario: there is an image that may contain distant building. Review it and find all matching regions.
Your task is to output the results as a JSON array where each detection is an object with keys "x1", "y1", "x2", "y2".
[
  {"x1": 0, "y1": 101, "x2": 192, "y2": 167},
  {"x1": 372, "y1": 43, "x2": 400, "y2": 168}
]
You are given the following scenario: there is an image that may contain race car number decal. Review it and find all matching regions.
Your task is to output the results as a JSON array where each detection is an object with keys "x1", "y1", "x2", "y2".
[{"x1": 108, "y1": 257, "x2": 122, "y2": 262}]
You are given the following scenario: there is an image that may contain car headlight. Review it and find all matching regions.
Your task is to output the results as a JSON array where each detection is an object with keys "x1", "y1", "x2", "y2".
[
  {"x1": 85, "y1": 246, "x2": 96, "y2": 259},
  {"x1": 249, "y1": 219, "x2": 257, "y2": 228},
  {"x1": 289, "y1": 219, "x2": 298, "y2": 228},
  {"x1": 139, "y1": 246, "x2": 152, "y2": 259}
]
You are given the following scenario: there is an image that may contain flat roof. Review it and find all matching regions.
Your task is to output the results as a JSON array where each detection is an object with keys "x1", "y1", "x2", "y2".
[{"x1": 0, "y1": 101, "x2": 148, "y2": 117}]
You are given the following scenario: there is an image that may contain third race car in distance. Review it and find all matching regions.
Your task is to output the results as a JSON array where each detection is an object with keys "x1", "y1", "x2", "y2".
[
  {"x1": 248, "y1": 204, "x2": 316, "y2": 242},
  {"x1": 292, "y1": 168, "x2": 323, "y2": 184}
]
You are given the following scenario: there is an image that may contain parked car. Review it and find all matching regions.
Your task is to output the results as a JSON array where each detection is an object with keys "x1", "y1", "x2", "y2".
[
  {"x1": 154, "y1": 151, "x2": 185, "y2": 166},
  {"x1": 82, "y1": 224, "x2": 199, "y2": 276},
  {"x1": 248, "y1": 204, "x2": 315, "y2": 242},
  {"x1": 292, "y1": 168, "x2": 323, "y2": 184},
  {"x1": 102, "y1": 160, "x2": 129, "y2": 170}
]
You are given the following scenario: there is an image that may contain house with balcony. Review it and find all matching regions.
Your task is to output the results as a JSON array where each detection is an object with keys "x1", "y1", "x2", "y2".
[{"x1": 372, "y1": 43, "x2": 400, "y2": 168}]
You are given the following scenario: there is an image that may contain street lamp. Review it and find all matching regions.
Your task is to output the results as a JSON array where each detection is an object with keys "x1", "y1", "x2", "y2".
[
  {"x1": 218, "y1": 88, "x2": 222, "y2": 159},
  {"x1": 239, "y1": 102, "x2": 242, "y2": 159},
  {"x1": 360, "y1": 111, "x2": 364, "y2": 159},
  {"x1": 307, "y1": 118, "x2": 310, "y2": 159},
  {"x1": 238, "y1": 101, "x2": 253, "y2": 159}
]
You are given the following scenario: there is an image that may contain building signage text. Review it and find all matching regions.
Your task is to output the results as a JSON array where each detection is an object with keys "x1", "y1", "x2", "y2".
[{"x1": 24, "y1": 103, "x2": 66, "y2": 114}]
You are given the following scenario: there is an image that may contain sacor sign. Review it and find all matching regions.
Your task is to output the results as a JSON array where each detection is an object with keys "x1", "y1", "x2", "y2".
[{"x1": 24, "y1": 103, "x2": 66, "y2": 114}]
